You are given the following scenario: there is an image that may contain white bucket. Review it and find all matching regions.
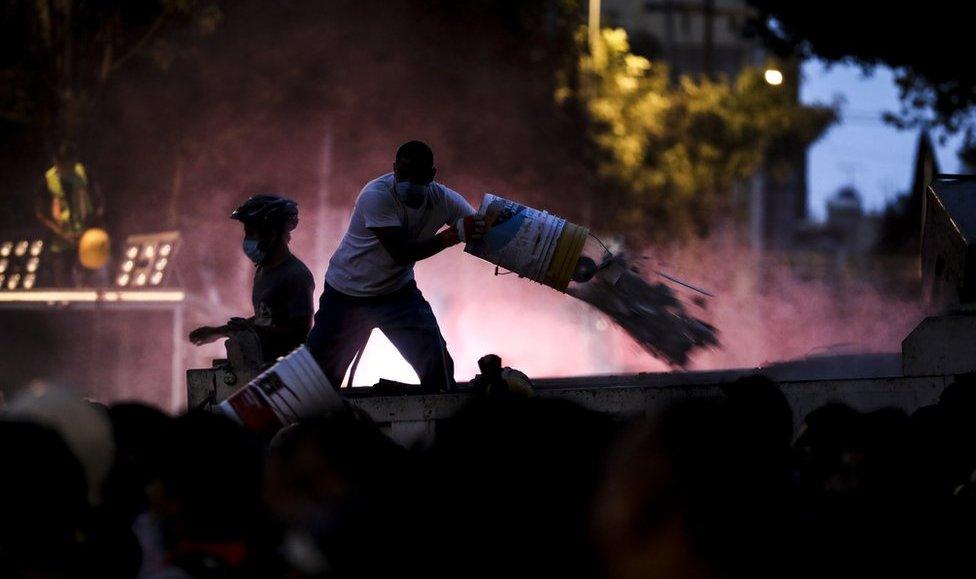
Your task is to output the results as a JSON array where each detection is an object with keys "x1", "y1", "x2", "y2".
[
  {"x1": 465, "y1": 194, "x2": 589, "y2": 292},
  {"x1": 465, "y1": 194, "x2": 565, "y2": 282},
  {"x1": 218, "y1": 346, "x2": 342, "y2": 433}
]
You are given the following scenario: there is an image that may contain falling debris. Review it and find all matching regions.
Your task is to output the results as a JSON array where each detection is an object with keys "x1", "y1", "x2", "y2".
[
  {"x1": 463, "y1": 194, "x2": 718, "y2": 367},
  {"x1": 566, "y1": 252, "x2": 719, "y2": 367}
]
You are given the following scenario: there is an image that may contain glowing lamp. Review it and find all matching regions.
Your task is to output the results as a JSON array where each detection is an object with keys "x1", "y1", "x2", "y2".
[{"x1": 764, "y1": 68, "x2": 784, "y2": 86}]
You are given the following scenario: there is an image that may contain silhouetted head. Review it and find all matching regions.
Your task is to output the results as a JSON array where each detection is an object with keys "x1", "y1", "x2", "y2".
[
  {"x1": 596, "y1": 398, "x2": 796, "y2": 579},
  {"x1": 796, "y1": 402, "x2": 866, "y2": 498},
  {"x1": 163, "y1": 411, "x2": 265, "y2": 543},
  {"x1": 231, "y1": 193, "x2": 299, "y2": 264},
  {"x1": 429, "y1": 397, "x2": 613, "y2": 578},
  {"x1": 54, "y1": 142, "x2": 79, "y2": 174},
  {"x1": 265, "y1": 415, "x2": 409, "y2": 576},
  {"x1": 393, "y1": 140, "x2": 436, "y2": 185},
  {"x1": 939, "y1": 372, "x2": 976, "y2": 419},
  {"x1": 103, "y1": 403, "x2": 177, "y2": 521},
  {"x1": 0, "y1": 420, "x2": 88, "y2": 576},
  {"x1": 721, "y1": 374, "x2": 794, "y2": 452}
]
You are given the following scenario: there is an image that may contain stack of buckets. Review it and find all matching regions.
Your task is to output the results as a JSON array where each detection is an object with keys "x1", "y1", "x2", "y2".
[
  {"x1": 465, "y1": 194, "x2": 589, "y2": 292},
  {"x1": 218, "y1": 346, "x2": 343, "y2": 434}
]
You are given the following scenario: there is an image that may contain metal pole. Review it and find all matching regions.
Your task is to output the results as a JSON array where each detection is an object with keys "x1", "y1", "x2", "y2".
[
  {"x1": 316, "y1": 123, "x2": 333, "y2": 275},
  {"x1": 588, "y1": 0, "x2": 601, "y2": 52},
  {"x1": 703, "y1": 0, "x2": 715, "y2": 77},
  {"x1": 171, "y1": 303, "x2": 184, "y2": 413}
]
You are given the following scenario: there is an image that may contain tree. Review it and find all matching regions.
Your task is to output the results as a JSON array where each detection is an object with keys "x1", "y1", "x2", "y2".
[
  {"x1": 877, "y1": 131, "x2": 940, "y2": 255},
  {"x1": 557, "y1": 27, "x2": 836, "y2": 241},
  {"x1": 0, "y1": 1, "x2": 220, "y2": 146},
  {"x1": 744, "y1": 0, "x2": 976, "y2": 159}
]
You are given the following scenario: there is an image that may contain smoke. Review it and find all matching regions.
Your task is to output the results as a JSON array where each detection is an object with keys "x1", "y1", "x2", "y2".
[
  {"x1": 327, "y1": 230, "x2": 924, "y2": 384},
  {"x1": 1, "y1": 1, "x2": 927, "y2": 401}
]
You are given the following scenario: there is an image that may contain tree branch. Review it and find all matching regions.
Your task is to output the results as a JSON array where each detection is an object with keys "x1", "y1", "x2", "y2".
[{"x1": 107, "y1": 14, "x2": 166, "y2": 76}]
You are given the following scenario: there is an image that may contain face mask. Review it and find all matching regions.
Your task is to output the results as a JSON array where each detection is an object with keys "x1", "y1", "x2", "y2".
[
  {"x1": 394, "y1": 180, "x2": 428, "y2": 204},
  {"x1": 243, "y1": 238, "x2": 267, "y2": 264}
]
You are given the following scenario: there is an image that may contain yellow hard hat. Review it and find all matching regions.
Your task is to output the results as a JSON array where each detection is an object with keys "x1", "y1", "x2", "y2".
[{"x1": 78, "y1": 228, "x2": 110, "y2": 270}]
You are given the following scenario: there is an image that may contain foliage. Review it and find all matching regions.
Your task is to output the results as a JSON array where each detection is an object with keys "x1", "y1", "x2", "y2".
[
  {"x1": 744, "y1": 0, "x2": 976, "y2": 159},
  {"x1": 0, "y1": 0, "x2": 220, "y2": 142},
  {"x1": 558, "y1": 27, "x2": 837, "y2": 241}
]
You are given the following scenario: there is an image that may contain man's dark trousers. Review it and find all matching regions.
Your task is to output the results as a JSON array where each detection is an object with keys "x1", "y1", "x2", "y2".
[{"x1": 306, "y1": 280, "x2": 456, "y2": 392}]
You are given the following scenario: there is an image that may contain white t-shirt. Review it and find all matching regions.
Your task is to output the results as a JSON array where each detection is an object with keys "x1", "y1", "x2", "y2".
[{"x1": 325, "y1": 173, "x2": 476, "y2": 296}]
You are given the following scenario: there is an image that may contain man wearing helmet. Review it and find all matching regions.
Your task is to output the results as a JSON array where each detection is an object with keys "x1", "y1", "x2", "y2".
[
  {"x1": 306, "y1": 141, "x2": 486, "y2": 393},
  {"x1": 189, "y1": 194, "x2": 315, "y2": 364}
]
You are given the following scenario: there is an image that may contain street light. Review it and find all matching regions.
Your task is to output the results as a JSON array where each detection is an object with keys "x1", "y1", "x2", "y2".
[{"x1": 764, "y1": 68, "x2": 784, "y2": 86}]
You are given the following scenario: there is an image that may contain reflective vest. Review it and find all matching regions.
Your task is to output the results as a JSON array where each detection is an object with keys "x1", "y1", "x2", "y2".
[{"x1": 44, "y1": 163, "x2": 91, "y2": 233}]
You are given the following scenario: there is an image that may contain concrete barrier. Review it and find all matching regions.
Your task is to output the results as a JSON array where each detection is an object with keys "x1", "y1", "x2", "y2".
[{"x1": 346, "y1": 371, "x2": 949, "y2": 446}]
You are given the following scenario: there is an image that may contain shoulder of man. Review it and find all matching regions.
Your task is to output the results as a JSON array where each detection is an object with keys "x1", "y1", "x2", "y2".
[
  {"x1": 356, "y1": 173, "x2": 404, "y2": 229},
  {"x1": 355, "y1": 174, "x2": 399, "y2": 212},
  {"x1": 429, "y1": 181, "x2": 460, "y2": 203},
  {"x1": 358, "y1": 173, "x2": 395, "y2": 201},
  {"x1": 284, "y1": 255, "x2": 315, "y2": 285},
  {"x1": 431, "y1": 182, "x2": 476, "y2": 219}
]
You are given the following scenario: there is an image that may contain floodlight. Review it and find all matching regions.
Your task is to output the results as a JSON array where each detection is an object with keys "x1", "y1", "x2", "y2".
[
  {"x1": 0, "y1": 237, "x2": 46, "y2": 290},
  {"x1": 115, "y1": 232, "x2": 181, "y2": 288}
]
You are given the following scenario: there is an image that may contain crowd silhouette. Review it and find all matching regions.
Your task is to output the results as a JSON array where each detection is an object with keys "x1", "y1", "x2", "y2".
[{"x1": 2, "y1": 372, "x2": 975, "y2": 579}]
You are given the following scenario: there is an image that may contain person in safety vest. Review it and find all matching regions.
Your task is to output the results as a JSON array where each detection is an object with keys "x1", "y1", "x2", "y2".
[{"x1": 35, "y1": 142, "x2": 104, "y2": 287}]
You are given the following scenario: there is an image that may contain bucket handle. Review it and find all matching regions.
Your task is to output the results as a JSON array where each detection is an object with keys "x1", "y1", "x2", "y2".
[{"x1": 494, "y1": 265, "x2": 517, "y2": 277}]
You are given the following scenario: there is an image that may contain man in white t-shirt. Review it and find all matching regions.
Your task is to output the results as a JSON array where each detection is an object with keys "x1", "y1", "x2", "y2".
[{"x1": 307, "y1": 141, "x2": 486, "y2": 392}]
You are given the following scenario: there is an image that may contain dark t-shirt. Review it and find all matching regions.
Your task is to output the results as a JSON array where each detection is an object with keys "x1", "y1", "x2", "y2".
[{"x1": 252, "y1": 253, "x2": 315, "y2": 361}]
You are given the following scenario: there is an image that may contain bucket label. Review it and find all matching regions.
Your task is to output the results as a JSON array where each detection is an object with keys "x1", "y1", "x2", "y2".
[
  {"x1": 465, "y1": 194, "x2": 566, "y2": 282},
  {"x1": 222, "y1": 384, "x2": 285, "y2": 434},
  {"x1": 256, "y1": 371, "x2": 287, "y2": 396}
]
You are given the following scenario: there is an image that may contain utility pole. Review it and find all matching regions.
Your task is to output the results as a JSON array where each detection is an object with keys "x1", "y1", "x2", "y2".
[
  {"x1": 588, "y1": 0, "x2": 601, "y2": 52},
  {"x1": 703, "y1": 0, "x2": 715, "y2": 78}
]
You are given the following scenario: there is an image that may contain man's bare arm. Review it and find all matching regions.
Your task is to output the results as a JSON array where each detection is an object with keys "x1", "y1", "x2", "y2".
[{"x1": 370, "y1": 226, "x2": 460, "y2": 266}]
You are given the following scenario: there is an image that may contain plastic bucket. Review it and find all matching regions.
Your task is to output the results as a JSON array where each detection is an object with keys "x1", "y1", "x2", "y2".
[
  {"x1": 543, "y1": 222, "x2": 589, "y2": 291},
  {"x1": 465, "y1": 194, "x2": 589, "y2": 292},
  {"x1": 219, "y1": 346, "x2": 342, "y2": 433}
]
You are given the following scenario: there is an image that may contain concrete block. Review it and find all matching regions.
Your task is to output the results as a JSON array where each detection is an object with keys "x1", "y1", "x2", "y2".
[
  {"x1": 185, "y1": 360, "x2": 244, "y2": 410},
  {"x1": 902, "y1": 314, "x2": 976, "y2": 376}
]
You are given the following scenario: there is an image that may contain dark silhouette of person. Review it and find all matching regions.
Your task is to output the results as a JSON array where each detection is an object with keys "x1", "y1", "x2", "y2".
[
  {"x1": 189, "y1": 195, "x2": 315, "y2": 365},
  {"x1": 306, "y1": 141, "x2": 485, "y2": 392}
]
